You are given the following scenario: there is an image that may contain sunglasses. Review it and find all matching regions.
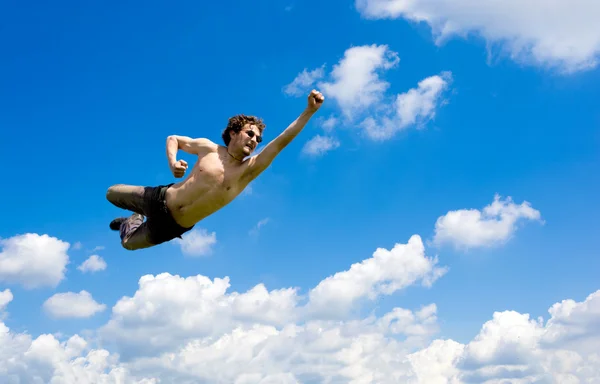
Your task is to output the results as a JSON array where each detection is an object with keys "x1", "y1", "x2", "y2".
[{"x1": 245, "y1": 130, "x2": 262, "y2": 143}]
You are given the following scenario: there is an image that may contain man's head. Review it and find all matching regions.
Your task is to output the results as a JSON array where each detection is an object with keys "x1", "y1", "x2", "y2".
[{"x1": 222, "y1": 114, "x2": 266, "y2": 157}]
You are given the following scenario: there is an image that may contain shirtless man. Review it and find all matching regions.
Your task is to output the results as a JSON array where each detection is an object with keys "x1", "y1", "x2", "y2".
[{"x1": 106, "y1": 89, "x2": 325, "y2": 250}]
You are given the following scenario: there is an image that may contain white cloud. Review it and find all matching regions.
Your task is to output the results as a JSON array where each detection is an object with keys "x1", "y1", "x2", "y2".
[
  {"x1": 0, "y1": 302, "x2": 435, "y2": 383},
  {"x1": 433, "y1": 194, "x2": 542, "y2": 249},
  {"x1": 99, "y1": 235, "x2": 445, "y2": 360},
  {"x1": 123, "y1": 307, "x2": 440, "y2": 383},
  {"x1": 284, "y1": 44, "x2": 452, "y2": 146},
  {"x1": 72, "y1": 241, "x2": 82, "y2": 250},
  {"x1": 77, "y1": 255, "x2": 107, "y2": 273},
  {"x1": 419, "y1": 289, "x2": 600, "y2": 383},
  {"x1": 319, "y1": 115, "x2": 338, "y2": 132},
  {"x1": 0, "y1": 233, "x2": 70, "y2": 289},
  {"x1": 319, "y1": 44, "x2": 400, "y2": 119},
  {"x1": 355, "y1": 0, "x2": 600, "y2": 73},
  {"x1": 283, "y1": 66, "x2": 325, "y2": 96},
  {"x1": 1, "y1": 253, "x2": 599, "y2": 382},
  {"x1": 0, "y1": 328, "x2": 155, "y2": 383},
  {"x1": 361, "y1": 72, "x2": 451, "y2": 140},
  {"x1": 99, "y1": 273, "x2": 301, "y2": 358},
  {"x1": 0, "y1": 289, "x2": 13, "y2": 313},
  {"x1": 173, "y1": 228, "x2": 217, "y2": 257},
  {"x1": 43, "y1": 291, "x2": 106, "y2": 319},
  {"x1": 302, "y1": 134, "x2": 340, "y2": 157},
  {"x1": 407, "y1": 339, "x2": 465, "y2": 383},
  {"x1": 0, "y1": 220, "x2": 593, "y2": 382},
  {"x1": 307, "y1": 235, "x2": 447, "y2": 318}
]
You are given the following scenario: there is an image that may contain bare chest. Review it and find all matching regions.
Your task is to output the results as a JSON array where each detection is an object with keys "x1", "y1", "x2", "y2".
[
  {"x1": 168, "y1": 153, "x2": 250, "y2": 222},
  {"x1": 192, "y1": 154, "x2": 244, "y2": 193},
  {"x1": 195, "y1": 157, "x2": 226, "y2": 185}
]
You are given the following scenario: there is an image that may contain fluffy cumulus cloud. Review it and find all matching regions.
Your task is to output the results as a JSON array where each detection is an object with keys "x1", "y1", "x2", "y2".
[
  {"x1": 99, "y1": 273, "x2": 301, "y2": 358},
  {"x1": 355, "y1": 0, "x2": 600, "y2": 73},
  {"x1": 0, "y1": 230, "x2": 596, "y2": 382},
  {"x1": 0, "y1": 233, "x2": 70, "y2": 289},
  {"x1": 2, "y1": 275, "x2": 600, "y2": 382},
  {"x1": 92, "y1": 235, "x2": 448, "y2": 382},
  {"x1": 122, "y1": 309, "x2": 440, "y2": 383},
  {"x1": 283, "y1": 44, "x2": 452, "y2": 152},
  {"x1": 307, "y1": 235, "x2": 447, "y2": 318},
  {"x1": 433, "y1": 194, "x2": 543, "y2": 249},
  {"x1": 43, "y1": 291, "x2": 107, "y2": 319},
  {"x1": 0, "y1": 328, "x2": 156, "y2": 384},
  {"x1": 423, "y1": 289, "x2": 600, "y2": 383},
  {"x1": 319, "y1": 44, "x2": 401, "y2": 119}
]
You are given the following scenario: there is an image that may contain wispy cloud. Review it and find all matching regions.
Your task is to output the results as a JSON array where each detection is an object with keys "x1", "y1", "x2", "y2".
[
  {"x1": 302, "y1": 135, "x2": 340, "y2": 157},
  {"x1": 77, "y1": 255, "x2": 107, "y2": 273},
  {"x1": 174, "y1": 228, "x2": 217, "y2": 257},
  {"x1": 319, "y1": 116, "x2": 338, "y2": 132},
  {"x1": 356, "y1": 0, "x2": 600, "y2": 73},
  {"x1": 0, "y1": 289, "x2": 13, "y2": 313},
  {"x1": 283, "y1": 66, "x2": 325, "y2": 97},
  {"x1": 249, "y1": 218, "x2": 271, "y2": 237}
]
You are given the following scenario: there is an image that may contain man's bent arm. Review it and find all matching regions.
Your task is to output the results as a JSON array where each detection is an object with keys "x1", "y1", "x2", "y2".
[
  {"x1": 166, "y1": 135, "x2": 215, "y2": 164},
  {"x1": 245, "y1": 108, "x2": 315, "y2": 179}
]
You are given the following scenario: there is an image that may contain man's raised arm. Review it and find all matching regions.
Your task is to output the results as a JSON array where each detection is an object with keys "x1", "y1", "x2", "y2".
[
  {"x1": 245, "y1": 90, "x2": 325, "y2": 180},
  {"x1": 166, "y1": 135, "x2": 216, "y2": 178}
]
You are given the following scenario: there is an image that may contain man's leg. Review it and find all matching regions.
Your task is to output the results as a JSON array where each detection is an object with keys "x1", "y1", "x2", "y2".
[
  {"x1": 106, "y1": 184, "x2": 155, "y2": 250},
  {"x1": 119, "y1": 213, "x2": 156, "y2": 250},
  {"x1": 106, "y1": 184, "x2": 151, "y2": 231},
  {"x1": 106, "y1": 184, "x2": 148, "y2": 214}
]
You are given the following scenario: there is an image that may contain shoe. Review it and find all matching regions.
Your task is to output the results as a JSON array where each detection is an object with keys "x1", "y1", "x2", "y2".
[{"x1": 109, "y1": 217, "x2": 127, "y2": 231}]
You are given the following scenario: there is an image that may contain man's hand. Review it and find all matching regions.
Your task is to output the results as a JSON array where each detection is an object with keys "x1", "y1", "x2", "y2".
[
  {"x1": 243, "y1": 90, "x2": 325, "y2": 182},
  {"x1": 307, "y1": 89, "x2": 324, "y2": 112},
  {"x1": 170, "y1": 159, "x2": 188, "y2": 178}
]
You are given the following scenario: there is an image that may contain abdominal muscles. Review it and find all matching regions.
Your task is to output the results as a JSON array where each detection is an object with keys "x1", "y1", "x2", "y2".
[{"x1": 167, "y1": 166, "x2": 242, "y2": 227}]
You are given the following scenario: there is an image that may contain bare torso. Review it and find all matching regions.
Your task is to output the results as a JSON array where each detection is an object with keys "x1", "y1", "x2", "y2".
[{"x1": 164, "y1": 145, "x2": 250, "y2": 228}]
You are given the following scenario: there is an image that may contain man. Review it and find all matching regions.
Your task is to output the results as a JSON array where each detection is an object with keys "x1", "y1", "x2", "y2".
[{"x1": 106, "y1": 89, "x2": 325, "y2": 250}]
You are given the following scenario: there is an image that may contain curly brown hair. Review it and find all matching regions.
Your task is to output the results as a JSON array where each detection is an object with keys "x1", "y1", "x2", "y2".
[{"x1": 222, "y1": 114, "x2": 266, "y2": 146}]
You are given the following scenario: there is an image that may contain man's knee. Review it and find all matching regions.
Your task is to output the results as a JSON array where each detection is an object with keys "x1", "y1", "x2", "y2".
[
  {"x1": 121, "y1": 234, "x2": 154, "y2": 251},
  {"x1": 121, "y1": 236, "x2": 142, "y2": 251},
  {"x1": 121, "y1": 238, "x2": 135, "y2": 250},
  {"x1": 106, "y1": 185, "x2": 123, "y2": 203}
]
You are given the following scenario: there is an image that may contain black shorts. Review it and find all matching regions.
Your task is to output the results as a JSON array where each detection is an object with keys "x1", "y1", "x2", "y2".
[{"x1": 143, "y1": 184, "x2": 194, "y2": 245}]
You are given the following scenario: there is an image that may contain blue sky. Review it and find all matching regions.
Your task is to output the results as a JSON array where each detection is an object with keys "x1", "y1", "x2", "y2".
[{"x1": 1, "y1": 0, "x2": 600, "y2": 382}]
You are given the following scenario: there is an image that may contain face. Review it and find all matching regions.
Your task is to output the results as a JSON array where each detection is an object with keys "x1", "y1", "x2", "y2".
[{"x1": 231, "y1": 124, "x2": 263, "y2": 156}]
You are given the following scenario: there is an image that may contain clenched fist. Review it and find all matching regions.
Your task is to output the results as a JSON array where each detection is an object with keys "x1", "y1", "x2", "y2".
[
  {"x1": 307, "y1": 89, "x2": 324, "y2": 112},
  {"x1": 170, "y1": 159, "x2": 188, "y2": 178}
]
